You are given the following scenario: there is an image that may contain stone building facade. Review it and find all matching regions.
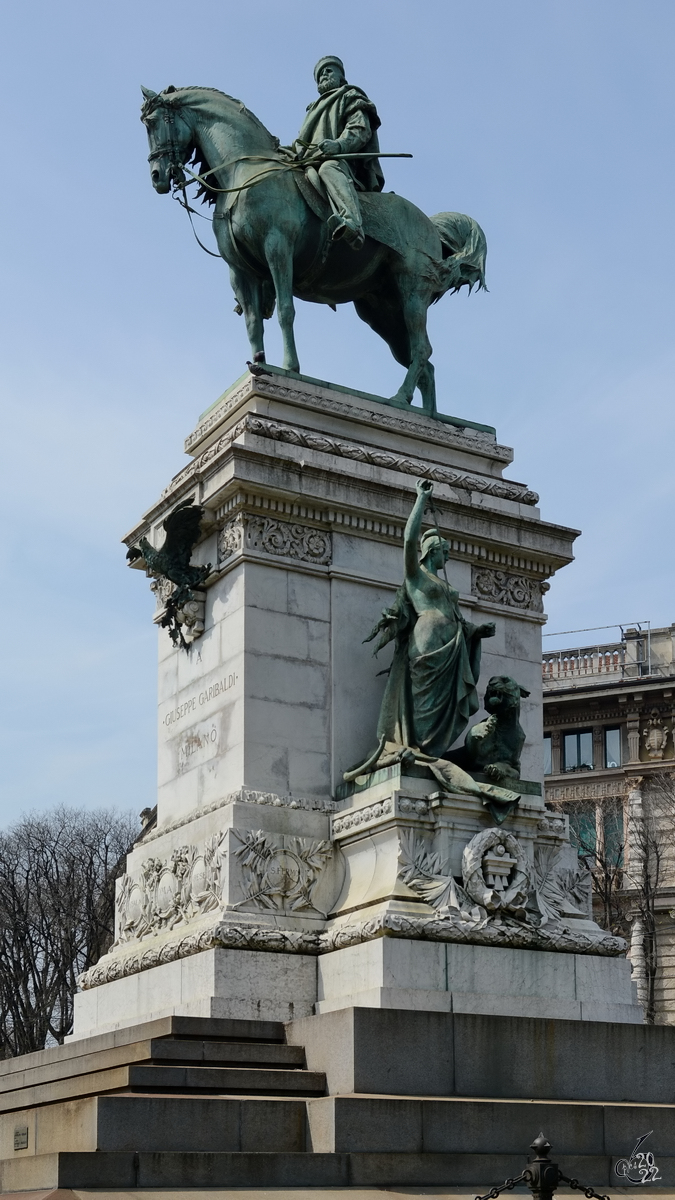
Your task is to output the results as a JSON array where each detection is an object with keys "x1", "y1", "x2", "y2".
[{"x1": 543, "y1": 623, "x2": 675, "y2": 1022}]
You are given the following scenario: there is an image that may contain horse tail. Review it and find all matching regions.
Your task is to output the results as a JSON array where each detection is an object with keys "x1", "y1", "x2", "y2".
[{"x1": 429, "y1": 211, "x2": 488, "y2": 299}]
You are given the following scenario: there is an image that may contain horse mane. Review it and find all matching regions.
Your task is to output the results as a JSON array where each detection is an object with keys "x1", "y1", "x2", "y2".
[{"x1": 142, "y1": 86, "x2": 280, "y2": 208}]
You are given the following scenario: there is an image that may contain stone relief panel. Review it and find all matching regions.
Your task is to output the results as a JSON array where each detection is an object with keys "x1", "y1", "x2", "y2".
[
  {"x1": 472, "y1": 567, "x2": 549, "y2": 612},
  {"x1": 232, "y1": 830, "x2": 340, "y2": 918},
  {"x1": 398, "y1": 826, "x2": 601, "y2": 940},
  {"x1": 533, "y1": 841, "x2": 593, "y2": 924},
  {"x1": 114, "y1": 826, "x2": 343, "y2": 945},
  {"x1": 218, "y1": 513, "x2": 332, "y2": 568},
  {"x1": 114, "y1": 831, "x2": 228, "y2": 946}
]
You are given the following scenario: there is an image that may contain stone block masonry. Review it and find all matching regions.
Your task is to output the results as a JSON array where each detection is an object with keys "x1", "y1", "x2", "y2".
[{"x1": 74, "y1": 369, "x2": 611, "y2": 1038}]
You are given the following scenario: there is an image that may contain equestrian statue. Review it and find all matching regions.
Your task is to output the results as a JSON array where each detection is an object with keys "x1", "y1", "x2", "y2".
[{"x1": 141, "y1": 57, "x2": 487, "y2": 416}]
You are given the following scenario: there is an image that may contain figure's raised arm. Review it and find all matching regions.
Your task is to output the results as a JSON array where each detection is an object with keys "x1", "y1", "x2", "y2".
[{"x1": 404, "y1": 479, "x2": 433, "y2": 578}]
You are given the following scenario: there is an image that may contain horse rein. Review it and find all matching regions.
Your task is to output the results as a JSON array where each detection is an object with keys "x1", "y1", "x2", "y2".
[{"x1": 143, "y1": 93, "x2": 409, "y2": 262}]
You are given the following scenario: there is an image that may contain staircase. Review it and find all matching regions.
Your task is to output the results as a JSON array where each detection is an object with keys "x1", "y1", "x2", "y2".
[{"x1": 0, "y1": 1010, "x2": 673, "y2": 1191}]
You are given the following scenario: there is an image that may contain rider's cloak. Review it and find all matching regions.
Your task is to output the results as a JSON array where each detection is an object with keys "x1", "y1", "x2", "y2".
[{"x1": 297, "y1": 84, "x2": 384, "y2": 193}]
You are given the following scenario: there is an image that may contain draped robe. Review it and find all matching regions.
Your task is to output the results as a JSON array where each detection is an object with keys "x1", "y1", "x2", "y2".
[{"x1": 375, "y1": 582, "x2": 483, "y2": 758}]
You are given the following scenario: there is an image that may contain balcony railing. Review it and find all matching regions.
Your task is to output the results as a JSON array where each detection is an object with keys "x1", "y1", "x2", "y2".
[{"x1": 542, "y1": 644, "x2": 626, "y2": 684}]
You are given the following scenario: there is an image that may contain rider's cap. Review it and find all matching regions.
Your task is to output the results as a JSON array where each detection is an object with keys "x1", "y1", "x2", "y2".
[{"x1": 314, "y1": 56, "x2": 345, "y2": 82}]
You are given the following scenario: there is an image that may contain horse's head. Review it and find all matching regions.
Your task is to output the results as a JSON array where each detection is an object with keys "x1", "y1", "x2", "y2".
[{"x1": 141, "y1": 86, "x2": 193, "y2": 193}]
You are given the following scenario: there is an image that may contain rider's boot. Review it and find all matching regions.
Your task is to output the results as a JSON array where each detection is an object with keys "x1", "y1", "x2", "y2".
[{"x1": 320, "y1": 161, "x2": 365, "y2": 251}]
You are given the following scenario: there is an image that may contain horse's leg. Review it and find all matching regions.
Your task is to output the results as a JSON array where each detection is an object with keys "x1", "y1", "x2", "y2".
[
  {"x1": 229, "y1": 267, "x2": 265, "y2": 361},
  {"x1": 391, "y1": 292, "x2": 434, "y2": 411},
  {"x1": 417, "y1": 360, "x2": 437, "y2": 416},
  {"x1": 264, "y1": 232, "x2": 300, "y2": 372}
]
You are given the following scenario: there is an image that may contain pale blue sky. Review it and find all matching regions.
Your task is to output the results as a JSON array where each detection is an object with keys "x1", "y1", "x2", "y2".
[{"x1": 0, "y1": 1, "x2": 673, "y2": 819}]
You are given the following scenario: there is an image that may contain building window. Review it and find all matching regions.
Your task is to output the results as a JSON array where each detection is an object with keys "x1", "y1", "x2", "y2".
[
  {"x1": 568, "y1": 799, "x2": 623, "y2": 867},
  {"x1": 543, "y1": 734, "x2": 552, "y2": 775},
  {"x1": 569, "y1": 803, "x2": 596, "y2": 854},
  {"x1": 563, "y1": 730, "x2": 593, "y2": 771},
  {"x1": 603, "y1": 801, "x2": 624, "y2": 866},
  {"x1": 605, "y1": 727, "x2": 621, "y2": 769}
]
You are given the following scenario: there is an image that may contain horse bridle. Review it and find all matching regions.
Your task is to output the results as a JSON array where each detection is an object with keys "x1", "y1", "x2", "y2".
[{"x1": 146, "y1": 97, "x2": 188, "y2": 187}]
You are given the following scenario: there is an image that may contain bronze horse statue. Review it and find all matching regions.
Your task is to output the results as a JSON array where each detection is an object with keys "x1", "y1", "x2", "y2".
[{"x1": 141, "y1": 86, "x2": 487, "y2": 416}]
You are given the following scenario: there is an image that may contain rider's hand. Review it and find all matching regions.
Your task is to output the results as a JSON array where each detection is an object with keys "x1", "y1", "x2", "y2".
[
  {"x1": 318, "y1": 139, "x2": 342, "y2": 156},
  {"x1": 416, "y1": 478, "x2": 433, "y2": 496}
]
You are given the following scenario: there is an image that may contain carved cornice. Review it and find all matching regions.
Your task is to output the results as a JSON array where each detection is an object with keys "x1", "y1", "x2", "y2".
[
  {"x1": 321, "y1": 909, "x2": 625, "y2": 957},
  {"x1": 160, "y1": 413, "x2": 538, "y2": 510},
  {"x1": 185, "y1": 380, "x2": 251, "y2": 452},
  {"x1": 139, "y1": 787, "x2": 336, "y2": 846},
  {"x1": 184, "y1": 374, "x2": 513, "y2": 463},
  {"x1": 472, "y1": 567, "x2": 549, "y2": 611},
  {"x1": 78, "y1": 894, "x2": 626, "y2": 989},
  {"x1": 218, "y1": 512, "x2": 331, "y2": 568},
  {"x1": 242, "y1": 416, "x2": 539, "y2": 505}
]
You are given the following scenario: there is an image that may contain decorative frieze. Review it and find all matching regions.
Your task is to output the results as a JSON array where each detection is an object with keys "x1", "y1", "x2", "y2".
[
  {"x1": 183, "y1": 373, "x2": 512, "y2": 462},
  {"x1": 232, "y1": 830, "x2": 334, "y2": 917},
  {"x1": 246, "y1": 377, "x2": 510, "y2": 460},
  {"x1": 79, "y1": 892, "x2": 626, "y2": 991},
  {"x1": 218, "y1": 512, "x2": 332, "y2": 567},
  {"x1": 332, "y1": 794, "x2": 431, "y2": 838},
  {"x1": 114, "y1": 831, "x2": 228, "y2": 947},
  {"x1": 184, "y1": 379, "x2": 251, "y2": 452},
  {"x1": 472, "y1": 567, "x2": 548, "y2": 612},
  {"x1": 545, "y1": 779, "x2": 629, "y2": 802},
  {"x1": 397, "y1": 824, "x2": 603, "y2": 941},
  {"x1": 332, "y1": 798, "x2": 393, "y2": 836},
  {"x1": 244, "y1": 416, "x2": 539, "y2": 505},
  {"x1": 161, "y1": 412, "x2": 539, "y2": 509}
]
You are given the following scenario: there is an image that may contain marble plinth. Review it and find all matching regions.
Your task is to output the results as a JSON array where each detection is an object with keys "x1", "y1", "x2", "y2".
[
  {"x1": 73, "y1": 369, "x2": 620, "y2": 1041},
  {"x1": 316, "y1": 938, "x2": 642, "y2": 1023},
  {"x1": 73, "y1": 946, "x2": 317, "y2": 1037},
  {"x1": 125, "y1": 366, "x2": 577, "y2": 820}
]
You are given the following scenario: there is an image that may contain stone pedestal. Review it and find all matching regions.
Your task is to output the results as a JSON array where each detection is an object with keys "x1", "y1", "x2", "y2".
[{"x1": 73, "y1": 368, "x2": 637, "y2": 1038}]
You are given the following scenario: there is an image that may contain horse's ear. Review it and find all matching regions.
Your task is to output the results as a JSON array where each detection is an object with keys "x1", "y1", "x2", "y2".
[
  {"x1": 141, "y1": 86, "x2": 158, "y2": 100},
  {"x1": 519, "y1": 685, "x2": 530, "y2": 698}
]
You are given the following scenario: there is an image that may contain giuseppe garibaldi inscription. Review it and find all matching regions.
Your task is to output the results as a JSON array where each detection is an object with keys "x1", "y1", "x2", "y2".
[{"x1": 162, "y1": 673, "x2": 238, "y2": 728}]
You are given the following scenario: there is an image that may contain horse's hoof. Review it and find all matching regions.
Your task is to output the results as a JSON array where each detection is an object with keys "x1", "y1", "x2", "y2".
[{"x1": 390, "y1": 391, "x2": 413, "y2": 407}]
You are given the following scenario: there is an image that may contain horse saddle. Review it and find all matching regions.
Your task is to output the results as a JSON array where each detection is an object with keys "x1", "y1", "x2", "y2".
[{"x1": 292, "y1": 169, "x2": 424, "y2": 261}]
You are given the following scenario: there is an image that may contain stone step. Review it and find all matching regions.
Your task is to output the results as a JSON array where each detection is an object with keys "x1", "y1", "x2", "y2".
[
  {"x1": 289, "y1": 1006, "x2": 675, "y2": 1102},
  {"x1": 150, "y1": 1037, "x2": 305, "y2": 1067},
  {"x1": 5, "y1": 1090, "x2": 674, "y2": 1160},
  {"x1": 126, "y1": 1063, "x2": 326, "y2": 1095},
  {"x1": 1, "y1": 1094, "x2": 308, "y2": 1157},
  {"x1": 0, "y1": 1149, "x2": 665, "y2": 1191},
  {"x1": 0, "y1": 1014, "x2": 286, "y2": 1095},
  {"x1": 0, "y1": 1037, "x2": 304, "y2": 1102},
  {"x1": 306, "y1": 1093, "x2": 675, "y2": 1155},
  {"x1": 0, "y1": 1060, "x2": 326, "y2": 1114}
]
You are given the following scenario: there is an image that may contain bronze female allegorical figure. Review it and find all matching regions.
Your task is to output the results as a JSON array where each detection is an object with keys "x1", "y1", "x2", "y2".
[{"x1": 349, "y1": 480, "x2": 521, "y2": 820}]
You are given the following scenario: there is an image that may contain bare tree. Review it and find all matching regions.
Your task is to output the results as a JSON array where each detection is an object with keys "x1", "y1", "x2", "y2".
[
  {"x1": 623, "y1": 775, "x2": 675, "y2": 1025},
  {"x1": 550, "y1": 794, "x2": 628, "y2": 940},
  {"x1": 0, "y1": 806, "x2": 136, "y2": 1056}
]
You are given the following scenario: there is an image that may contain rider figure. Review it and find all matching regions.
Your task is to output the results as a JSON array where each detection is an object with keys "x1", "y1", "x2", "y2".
[{"x1": 295, "y1": 56, "x2": 384, "y2": 251}]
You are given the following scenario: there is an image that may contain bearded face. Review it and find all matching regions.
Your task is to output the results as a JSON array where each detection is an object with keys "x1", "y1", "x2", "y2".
[{"x1": 317, "y1": 63, "x2": 345, "y2": 94}]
